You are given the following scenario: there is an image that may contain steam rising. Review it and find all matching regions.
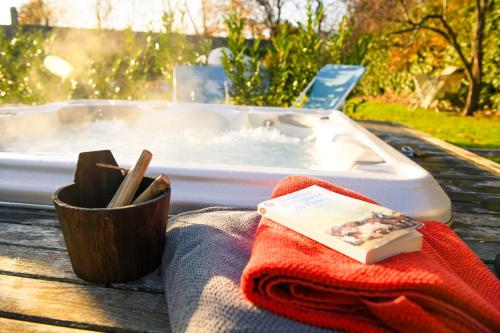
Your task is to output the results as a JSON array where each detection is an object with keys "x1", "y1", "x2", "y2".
[{"x1": 0, "y1": 105, "x2": 317, "y2": 169}]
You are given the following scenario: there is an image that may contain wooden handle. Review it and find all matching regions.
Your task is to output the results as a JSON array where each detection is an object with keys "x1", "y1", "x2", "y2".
[
  {"x1": 107, "y1": 150, "x2": 152, "y2": 208},
  {"x1": 96, "y1": 163, "x2": 129, "y2": 174},
  {"x1": 132, "y1": 174, "x2": 170, "y2": 204}
]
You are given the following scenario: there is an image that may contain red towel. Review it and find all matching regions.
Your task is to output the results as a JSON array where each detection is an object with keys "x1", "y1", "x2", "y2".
[{"x1": 241, "y1": 176, "x2": 500, "y2": 333}]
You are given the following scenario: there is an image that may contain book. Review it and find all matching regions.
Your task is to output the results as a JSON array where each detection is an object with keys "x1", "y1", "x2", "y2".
[{"x1": 258, "y1": 185, "x2": 422, "y2": 264}]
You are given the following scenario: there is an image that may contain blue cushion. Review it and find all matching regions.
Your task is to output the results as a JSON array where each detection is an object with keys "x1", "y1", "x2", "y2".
[
  {"x1": 304, "y1": 65, "x2": 365, "y2": 110},
  {"x1": 174, "y1": 65, "x2": 228, "y2": 103}
]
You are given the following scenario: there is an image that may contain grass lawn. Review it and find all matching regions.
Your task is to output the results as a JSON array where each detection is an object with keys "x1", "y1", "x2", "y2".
[{"x1": 349, "y1": 99, "x2": 500, "y2": 162}]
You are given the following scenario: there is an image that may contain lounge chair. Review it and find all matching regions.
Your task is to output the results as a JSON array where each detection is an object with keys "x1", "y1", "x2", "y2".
[
  {"x1": 412, "y1": 66, "x2": 463, "y2": 109},
  {"x1": 293, "y1": 64, "x2": 365, "y2": 111},
  {"x1": 173, "y1": 65, "x2": 230, "y2": 104}
]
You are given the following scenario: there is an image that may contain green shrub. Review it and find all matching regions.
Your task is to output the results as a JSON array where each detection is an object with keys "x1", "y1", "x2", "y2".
[
  {"x1": 72, "y1": 21, "x2": 208, "y2": 100},
  {"x1": 282, "y1": 1, "x2": 323, "y2": 106},
  {"x1": 222, "y1": 11, "x2": 265, "y2": 105},
  {"x1": 355, "y1": 36, "x2": 415, "y2": 97},
  {"x1": 0, "y1": 28, "x2": 69, "y2": 104},
  {"x1": 223, "y1": 1, "x2": 323, "y2": 107},
  {"x1": 328, "y1": 17, "x2": 370, "y2": 66}
]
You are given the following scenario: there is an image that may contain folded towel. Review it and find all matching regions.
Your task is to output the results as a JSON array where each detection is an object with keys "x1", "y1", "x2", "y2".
[
  {"x1": 241, "y1": 176, "x2": 500, "y2": 333},
  {"x1": 161, "y1": 207, "x2": 337, "y2": 333}
]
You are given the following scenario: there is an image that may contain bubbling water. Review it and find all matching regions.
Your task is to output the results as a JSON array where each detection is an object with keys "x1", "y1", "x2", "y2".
[{"x1": 3, "y1": 117, "x2": 320, "y2": 170}]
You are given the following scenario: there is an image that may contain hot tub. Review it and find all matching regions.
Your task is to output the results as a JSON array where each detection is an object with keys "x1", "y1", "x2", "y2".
[{"x1": 0, "y1": 100, "x2": 451, "y2": 222}]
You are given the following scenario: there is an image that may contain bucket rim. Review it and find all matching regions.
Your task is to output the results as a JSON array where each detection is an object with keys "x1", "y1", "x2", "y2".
[{"x1": 52, "y1": 180, "x2": 171, "y2": 212}]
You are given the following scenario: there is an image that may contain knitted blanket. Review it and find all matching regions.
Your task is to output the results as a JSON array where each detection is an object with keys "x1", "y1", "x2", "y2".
[
  {"x1": 161, "y1": 207, "x2": 336, "y2": 333},
  {"x1": 241, "y1": 176, "x2": 500, "y2": 333}
]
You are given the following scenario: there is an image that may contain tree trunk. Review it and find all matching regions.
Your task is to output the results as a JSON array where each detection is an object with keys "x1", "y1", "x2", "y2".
[
  {"x1": 462, "y1": 0, "x2": 487, "y2": 116},
  {"x1": 462, "y1": 77, "x2": 480, "y2": 116},
  {"x1": 201, "y1": 0, "x2": 207, "y2": 36}
]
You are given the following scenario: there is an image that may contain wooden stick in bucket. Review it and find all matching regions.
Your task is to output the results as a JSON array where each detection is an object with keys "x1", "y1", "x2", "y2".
[
  {"x1": 107, "y1": 150, "x2": 152, "y2": 208},
  {"x1": 96, "y1": 162, "x2": 129, "y2": 174},
  {"x1": 132, "y1": 174, "x2": 170, "y2": 204}
]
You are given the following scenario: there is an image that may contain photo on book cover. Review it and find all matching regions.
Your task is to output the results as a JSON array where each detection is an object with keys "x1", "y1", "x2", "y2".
[{"x1": 329, "y1": 211, "x2": 421, "y2": 245}]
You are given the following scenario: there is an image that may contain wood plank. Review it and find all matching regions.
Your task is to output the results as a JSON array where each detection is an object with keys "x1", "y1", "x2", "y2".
[
  {"x1": 419, "y1": 169, "x2": 494, "y2": 180},
  {"x1": 0, "y1": 223, "x2": 66, "y2": 250},
  {"x1": 453, "y1": 212, "x2": 500, "y2": 228},
  {"x1": 401, "y1": 126, "x2": 500, "y2": 175},
  {"x1": 378, "y1": 136, "x2": 438, "y2": 146},
  {"x1": 416, "y1": 158, "x2": 485, "y2": 168},
  {"x1": 0, "y1": 317, "x2": 100, "y2": 333},
  {"x1": 415, "y1": 155, "x2": 486, "y2": 166},
  {"x1": 0, "y1": 243, "x2": 72, "y2": 279},
  {"x1": 0, "y1": 216, "x2": 59, "y2": 228},
  {"x1": 462, "y1": 241, "x2": 500, "y2": 263},
  {"x1": 0, "y1": 219, "x2": 165, "y2": 293},
  {"x1": 433, "y1": 173, "x2": 500, "y2": 182},
  {"x1": 447, "y1": 191, "x2": 500, "y2": 202},
  {"x1": 468, "y1": 148, "x2": 500, "y2": 158},
  {"x1": 486, "y1": 264, "x2": 494, "y2": 279},
  {"x1": 0, "y1": 243, "x2": 164, "y2": 293},
  {"x1": 0, "y1": 207, "x2": 59, "y2": 228},
  {"x1": 452, "y1": 202, "x2": 500, "y2": 216},
  {"x1": 453, "y1": 225, "x2": 500, "y2": 243},
  {"x1": 416, "y1": 157, "x2": 480, "y2": 167},
  {"x1": 379, "y1": 142, "x2": 446, "y2": 155},
  {"x1": 447, "y1": 191, "x2": 500, "y2": 204},
  {"x1": 409, "y1": 150, "x2": 463, "y2": 157},
  {"x1": 0, "y1": 274, "x2": 170, "y2": 333},
  {"x1": 416, "y1": 162, "x2": 494, "y2": 176},
  {"x1": 416, "y1": 159, "x2": 494, "y2": 172},
  {"x1": 447, "y1": 193, "x2": 500, "y2": 210},
  {"x1": 0, "y1": 207, "x2": 56, "y2": 218},
  {"x1": 439, "y1": 182, "x2": 500, "y2": 196}
]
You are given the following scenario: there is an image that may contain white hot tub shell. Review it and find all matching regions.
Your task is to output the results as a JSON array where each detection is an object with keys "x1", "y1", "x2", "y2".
[{"x1": 0, "y1": 100, "x2": 451, "y2": 222}]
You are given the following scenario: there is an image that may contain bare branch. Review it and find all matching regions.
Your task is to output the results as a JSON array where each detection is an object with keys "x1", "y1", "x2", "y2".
[
  {"x1": 183, "y1": 0, "x2": 199, "y2": 35},
  {"x1": 392, "y1": 24, "x2": 449, "y2": 41},
  {"x1": 434, "y1": 15, "x2": 472, "y2": 74},
  {"x1": 392, "y1": 14, "x2": 472, "y2": 75},
  {"x1": 255, "y1": 0, "x2": 274, "y2": 26}
]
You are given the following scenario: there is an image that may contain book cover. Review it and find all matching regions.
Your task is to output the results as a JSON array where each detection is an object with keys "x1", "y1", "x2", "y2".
[{"x1": 258, "y1": 185, "x2": 422, "y2": 263}]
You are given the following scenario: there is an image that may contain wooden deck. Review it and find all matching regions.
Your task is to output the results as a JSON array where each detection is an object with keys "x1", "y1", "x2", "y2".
[{"x1": 1, "y1": 120, "x2": 499, "y2": 333}]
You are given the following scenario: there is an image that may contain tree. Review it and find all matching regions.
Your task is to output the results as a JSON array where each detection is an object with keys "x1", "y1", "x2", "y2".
[
  {"x1": 234, "y1": 0, "x2": 271, "y2": 36},
  {"x1": 392, "y1": 0, "x2": 495, "y2": 116},
  {"x1": 200, "y1": 0, "x2": 270, "y2": 37},
  {"x1": 254, "y1": 0, "x2": 286, "y2": 28},
  {"x1": 199, "y1": 0, "x2": 228, "y2": 36},
  {"x1": 312, "y1": 0, "x2": 325, "y2": 33},
  {"x1": 18, "y1": 0, "x2": 53, "y2": 26},
  {"x1": 206, "y1": 0, "x2": 292, "y2": 36},
  {"x1": 95, "y1": 0, "x2": 113, "y2": 30},
  {"x1": 201, "y1": 0, "x2": 208, "y2": 35}
]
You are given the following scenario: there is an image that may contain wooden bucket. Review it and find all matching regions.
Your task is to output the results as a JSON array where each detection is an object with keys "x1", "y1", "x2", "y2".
[{"x1": 53, "y1": 150, "x2": 170, "y2": 284}]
